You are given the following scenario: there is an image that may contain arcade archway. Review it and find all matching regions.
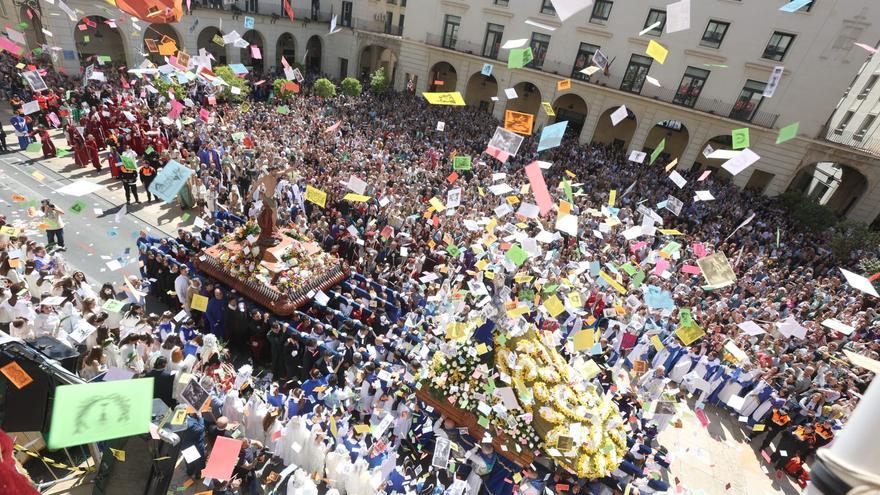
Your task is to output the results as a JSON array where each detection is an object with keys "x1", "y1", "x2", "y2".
[
  {"x1": 276, "y1": 33, "x2": 296, "y2": 71},
  {"x1": 359, "y1": 45, "x2": 398, "y2": 81},
  {"x1": 591, "y1": 106, "x2": 637, "y2": 149},
  {"x1": 74, "y1": 15, "x2": 127, "y2": 69},
  {"x1": 144, "y1": 23, "x2": 182, "y2": 65},
  {"x1": 306, "y1": 35, "x2": 322, "y2": 73},
  {"x1": 464, "y1": 72, "x2": 497, "y2": 113},
  {"x1": 788, "y1": 163, "x2": 869, "y2": 216},
  {"x1": 505, "y1": 81, "x2": 541, "y2": 116},
  {"x1": 643, "y1": 120, "x2": 690, "y2": 163},
  {"x1": 19, "y1": 5, "x2": 46, "y2": 48},
  {"x1": 241, "y1": 30, "x2": 265, "y2": 73},
  {"x1": 197, "y1": 26, "x2": 227, "y2": 65},
  {"x1": 428, "y1": 61, "x2": 457, "y2": 92},
  {"x1": 552, "y1": 93, "x2": 588, "y2": 136}
]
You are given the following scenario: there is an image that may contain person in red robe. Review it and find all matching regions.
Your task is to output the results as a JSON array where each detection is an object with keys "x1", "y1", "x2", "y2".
[
  {"x1": 85, "y1": 135, "x2": 101, "y2": 171},
  {"x1": 86, "y1": 114, "x2": 106, "y2": 150},
  {"x1": 64, "y1": 123, "x2": 78, "y2": 148},
  {"x1": 72, "y1": 134, "x2": 88, "y2": 168},
  {"x1": 32, "y1": 127, "x2": 56, "y2": 158},
  {"x1": 107, "y1": 148, "x2": 121, "y2": 178},
  {"x1": 129, "y1": 126, "x2": 146, "y2": 155}
]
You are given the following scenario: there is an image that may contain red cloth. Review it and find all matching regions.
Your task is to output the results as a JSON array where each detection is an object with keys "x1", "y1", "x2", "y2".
[
  {"x1": 0, "y1": 429, "x2": 39, "y2": 495},
  {"x1": 38, "y1": 131, "x2": 56, "y2": 158}
]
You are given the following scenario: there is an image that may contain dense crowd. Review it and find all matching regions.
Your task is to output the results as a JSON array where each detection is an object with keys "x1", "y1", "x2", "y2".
[{"x1": 0, "y1": 47, "x2": 878, "y2": 494}]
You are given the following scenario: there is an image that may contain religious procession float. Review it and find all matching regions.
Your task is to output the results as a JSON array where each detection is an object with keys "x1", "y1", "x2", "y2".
[
  {"x1": 193, "y1": 220, "x2": 347, "y2": 315},
  {"x1": 418, "y1": 320, "x2": 627, "y2": 478}
]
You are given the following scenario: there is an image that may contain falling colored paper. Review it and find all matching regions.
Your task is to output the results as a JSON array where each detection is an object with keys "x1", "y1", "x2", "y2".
[
  {"x1": 665, "y1": 0, "x2": 690, "y2": 33},
  {"x1": 525, "y1": 161, "x2": 553, "y2": 216},
  {"x1": 508, "y1": 47, "x2": 534, "y2": 68},
  {"x1": 190, "y1": 294, "x2": 209, "y2": 312},
  {"x1": 650, "y1": 138, "x2": 665, "y2": 164},
  {"x1": 537, "y1": 121, "x2": 567, "y2": 151},
  {"x1": 731, "y1": 128, "x2": 750, "y2": 149},
  {"x1": 47, "y1": 378, "x2": 154, "y2": 448},
  {"x1": 305, "y1": 185, "x2": 327, "y2": 207},
  {"x1": 646, "y1": 40, "x2": 668, "y2": 64},
  {"x1": 203, "y1": 437, "x2": 243, "y2": 481},
  {"x1": 550, "y1": 0, "x2": 594, "y2": 22},
  {"x1": 610, "y1": 105, "x2": 628, "y2": 126},
  {"x1": 776, "y1": 122, "x2": 799, "y2": 144}
]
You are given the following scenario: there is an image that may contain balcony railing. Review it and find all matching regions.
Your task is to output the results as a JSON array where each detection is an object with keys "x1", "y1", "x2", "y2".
[
  {"x1": 423, "y1": 35, "x2": 781, "y2": 128},
  {"x1": 354, "y1": 17, "x2": 402, "y2": 36},
  {"x1": 191, "y1": 2, "x2": 333, "y2": 23},
  {"x1": 821, "y1": 126, "x2": 880, "y2": 156}
]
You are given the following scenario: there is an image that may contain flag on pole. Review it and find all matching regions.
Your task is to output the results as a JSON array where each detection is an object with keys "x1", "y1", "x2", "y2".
[{"x1": 283, "y1": 0, "x2": 295, "y2": 21}]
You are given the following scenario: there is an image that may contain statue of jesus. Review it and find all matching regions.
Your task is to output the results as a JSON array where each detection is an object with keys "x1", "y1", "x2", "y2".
[{"x1": 248, "y1": 167, "x2": 295, "y2": 247}]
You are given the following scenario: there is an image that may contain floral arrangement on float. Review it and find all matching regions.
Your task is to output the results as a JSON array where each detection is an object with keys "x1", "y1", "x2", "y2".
[{"x1": 425, "y1": 322, "x2": 626, "y2": 479}]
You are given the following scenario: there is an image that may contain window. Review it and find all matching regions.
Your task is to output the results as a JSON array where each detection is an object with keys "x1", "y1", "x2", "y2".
[
  {"x1": 401, "y1": 0, "x2": 406, "y2": 6},
  {"x1": 620, "y1": 54, "x2": 653, "y2": 94},
  {"x1": 854, "y1": 115, "x2": 876, "y2": 141},
  {"x1": 398, "y1": 14, "x2": 405, "y2": 34},
  {"x1": 763, "y1": 31, "x2": 795, "y2": 61},
  {"x1": 786, "y1": 0, "x2": 812, "y2": 11},
  {"x1": 730, "y1": 79, "x2": 767, "y2": 122},
  {"x1": 341, "y1": 1, "x2": 352, "y2": 27},
  {"x1": 528, "y1": 32, "x2": 551, "y2": 69},
  {"x1": 590, "y1": 0, "x2": 613, "y2": 24},
  {"x1": 494, "y1": 0, "x2": 509, "y2": 5},
  {"x1": 834, "y1": 111, "x2": 854, "y2": 134},
  {"x1": 540, "y1": 0, "x2": 555, "y2": 15},
  {"x1": 673, "y1": 66, "x2": 710, "y2": 107},
  {"x1": 858, "y1": 74, "x2": 878, "y2": 99},
  {"x1": 482, "y1": 23, "x2": 505, "y2": 59},
  {"x1": 700, "y1": 20, "x2": 729, "y2": 49},
  {"x1": 384, "y1": 11, "x2": 393, "y2": 34},
  {"x1": 572, "y1": 42, "x2": 600, "y2": 80},
  {"x1": 340, "y1": 58, "x2": 348, "y2": 79},
  {"x1": 644, "y1": 9, "x2": 666, "y2": 36},
  {"x1": 442, "y1": 15, "x2": 460, "y2": 49},
  {"x1": 245, "y1": 0, "x2": 257, "y2": 13}
]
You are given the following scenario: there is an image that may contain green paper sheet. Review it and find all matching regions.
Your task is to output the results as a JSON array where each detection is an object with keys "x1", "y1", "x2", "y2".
[
  {"x1": 508, "y1": 47, "x2": 534, "y2": 69},
  {"x1": 505, "y1": 244, "x2": 528, "y2": 266},
  {"x1": 650, "y1": 138, "x2": 665, "y2": 164},
  {"x1": 452, "y1": 155, "x2": 471, "y2": 170},
  {"x1": 776, "y1": 122, "x2": 799, "y2": 144},
  {"x1": 69, "y1": 200, "x2": 86, "y2": 214},
  {"x1": 731, "y1": 128, "x2": 750, "y2": 149},
  {"x1": 47, "y1": 378, "x2": 154, "y2": 449},
  {"x1": 25, "y1": 142, "x2": 41, "y2": 153}
]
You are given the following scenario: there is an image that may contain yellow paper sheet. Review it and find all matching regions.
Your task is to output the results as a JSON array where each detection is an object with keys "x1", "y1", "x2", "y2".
[
  {"x1": 646, "y1": 40, "x2": 668, "y2": 64},
  {"x1": 422, "y1": 92, "x2": 466, "y2": 106}
]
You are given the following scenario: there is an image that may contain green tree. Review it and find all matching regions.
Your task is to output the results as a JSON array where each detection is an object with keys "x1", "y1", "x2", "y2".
[
  {"x1": 778, "y1": 191, "x2": 837, "y2": 234},
  {"x1": 370, "y1": 67, "x2": 390, "y2": 93},
  {"x1": 340, "y1": 77, "x2": 363, "y2": 97},
  {"x1": 213, "y1": 65, "x2": 251, "y2": 102},
  {"x1": 831, "y1": 221, "x2": 880, "y2": 261},
  {"x1": 313, "y1": 78, "x2": 337, "y2": 98},
  {"x1": 153, "y1": 75, "x2": 185, "y2": 100}
]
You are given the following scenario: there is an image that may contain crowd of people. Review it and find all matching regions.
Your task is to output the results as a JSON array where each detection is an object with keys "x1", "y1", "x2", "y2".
[{"x1": 0, "y1": 45, "x2": 878, "y2": 495}]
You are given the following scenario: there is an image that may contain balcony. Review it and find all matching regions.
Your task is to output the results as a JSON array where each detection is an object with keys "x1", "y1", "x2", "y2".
[
  {"x1": 190, "y1": 2, "x2": 333, "y2": 23},
  {"x1": 354, "y1": 17, "x2": 403, "y2": 36},
  {"x1": 822, "y1": 127, "x2": 880, "y2": 156},
  {"x1": 423, "y1": 34, "x2": 781, "y2": 128}
]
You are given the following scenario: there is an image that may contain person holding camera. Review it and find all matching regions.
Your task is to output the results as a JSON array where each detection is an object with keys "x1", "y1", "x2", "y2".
[{"x1": 40, "y1": 200, "x2": 65, "y2": 251}]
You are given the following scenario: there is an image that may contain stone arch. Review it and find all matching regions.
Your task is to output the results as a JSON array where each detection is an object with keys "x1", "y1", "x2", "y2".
[
  {"x1": 787, "y1": 162, "x2": 869, "y2": 216},
  {"x1": 591, "y1": 105, "x2": 638, "y2": 149},
  {"x1": 19, "y1": 5, "x2": 46, "y2": 48},
  {"x1": 143, "y1": 23, "x2": 182, "y2": 65},
  {"x1": 643, "y1": 120, "x2": 690, "y2": 163},
  {"x1": 428, "y1": 61, "x2": 458, "y2": 92},
  {"x1": 74, "y1": 15, "x2": 127, "y2": 69},
  {"x1": 692, "y1": 134, "x2": 735, "y2": 183},
  {"x1": 306, "y1": 35, "x2": 322, "y2": 73},
  {"x1": 359, "y1": 44, "x2": 398, "y2": 81},
  {"x1": 505, "y1": 81, "x2": 541, "y2": 116},
  {"x1": 551, "y1": 93, "x2": 588, "y2": 136},
  {"x1": 464, "y1": 71, "x2": 497, "y2": 113},
  {"x1": 241, "y1": 30, "x2": 265, "y2": 73},
  {"x1": 276, "y1": 33, "x2": 296, "y2": 71},
  {"x1": 197, "y1": 26, "x2": 227, "y2": 65}
]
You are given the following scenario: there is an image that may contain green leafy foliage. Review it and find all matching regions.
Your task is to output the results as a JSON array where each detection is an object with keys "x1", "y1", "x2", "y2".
[
  {"x1": 313, "y1": 78, "x2": 337, "y2": 98},
  {"x1": 778, "y1": 191, "x2": 837, "y2": 234},
  {"x1": 273, "y1": 79, "x2": 298, "y2": 100},
  {"x1": 153, "y1": 76, "x2": 185, "y2": 100},
  {"x1": 369, "y1": 67, "x2": 390, "y2": 93},
  {"x1": 213, "y1": 65, "x2": 251, "y2": 102},
  {"x1": 340, "y1": 77, "x2": 363, "y2": 97},
  {"x1": 831, "y1": 221, "x2": 880, "y2": 261}
]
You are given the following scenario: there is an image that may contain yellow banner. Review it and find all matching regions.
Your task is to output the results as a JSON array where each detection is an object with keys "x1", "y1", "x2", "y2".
[
  {"x1": 342, "y1": 193, "x2": 370, "y2": 202},
  {"x1": 599, "y1": 270, "x2": 627, "y2": 294},
  {"x1": 422, "y1": 92, "x2": 466, "y2": 106},
  {"x1": 675, "y1": 324, "x2": 705, "y2": 346},
  {"x1": 305, "y1": 185, "x2": 327, "y2": 208}
]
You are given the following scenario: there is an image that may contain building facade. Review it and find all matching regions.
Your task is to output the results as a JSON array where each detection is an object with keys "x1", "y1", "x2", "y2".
[{"x1": 13, "y1": 0, "x2": 880, "y2": 223}]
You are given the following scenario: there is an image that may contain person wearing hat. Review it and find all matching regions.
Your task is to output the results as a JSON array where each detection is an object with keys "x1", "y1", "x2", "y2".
[
  {"x1": 120, "y1": 159, "x2": 141, "y2": 204},
  {"x1": 144, "y1": 355, "x2": 176, "y2": 408}
]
